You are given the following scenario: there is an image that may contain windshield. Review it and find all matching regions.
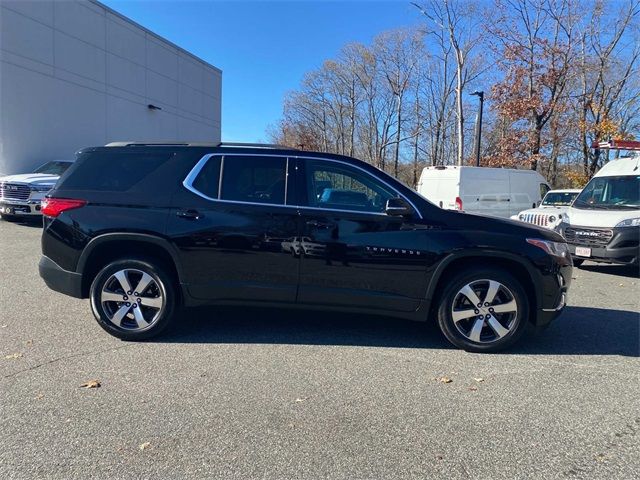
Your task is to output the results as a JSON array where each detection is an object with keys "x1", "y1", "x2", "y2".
[
  {"x1": 573, "y1": 175, "x2": 640, "y2": 210},
  {"x1": 541, "y1": 191, "x2": 579, "y2": 206},
  {"x1": 33, "y1": 161, "x2": 72, "y2": 175}
]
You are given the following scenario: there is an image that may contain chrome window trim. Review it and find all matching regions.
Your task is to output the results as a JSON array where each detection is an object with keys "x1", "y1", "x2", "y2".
[
  {"x1": 182, "y1": 153, "x2": 219, "y2": 201},
  {"x1": 182, "y1": 153, "x2": 423, "y2": 219}
]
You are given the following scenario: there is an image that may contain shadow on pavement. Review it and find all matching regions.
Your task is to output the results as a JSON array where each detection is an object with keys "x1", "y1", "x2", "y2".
[
  {"x1": 1, "y1": 216, "x2": 42, "y2": 228},
  {"x1": 158, "y1": 305, "x2": 639, "y2": 357},
  {"x1": 577, "y1": 263, "x2": 639, "y2": 279}
]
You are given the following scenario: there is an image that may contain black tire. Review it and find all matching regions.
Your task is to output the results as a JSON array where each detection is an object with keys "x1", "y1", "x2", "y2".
[
  {"x1": 436, "y1": 267, "x2": 530, "y2": 353},
  {"x1": 572, "y1": 259, "x2": 585, "y2": 267},
  {"x1": 89, "y1": 258, "x2": 177, "y2": 340}
]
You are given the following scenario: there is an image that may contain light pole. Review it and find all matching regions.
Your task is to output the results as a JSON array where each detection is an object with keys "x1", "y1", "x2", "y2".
[{"x1": 471, "y1": 90, "x2": 484, "y2": 167}]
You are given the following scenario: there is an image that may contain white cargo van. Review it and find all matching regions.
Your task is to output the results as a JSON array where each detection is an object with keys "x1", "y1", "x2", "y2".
[
  {"x1": 558, "y1": 155, "x2": 639, "y2": 267},
  {"x1": 417, "y1": 166, "x2": 550, "y2": 219}
]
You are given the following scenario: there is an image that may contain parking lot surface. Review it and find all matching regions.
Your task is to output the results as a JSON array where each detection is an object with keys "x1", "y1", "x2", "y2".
[{"x1": 1, "y1": 218, "x2": 639, "y2": 479}]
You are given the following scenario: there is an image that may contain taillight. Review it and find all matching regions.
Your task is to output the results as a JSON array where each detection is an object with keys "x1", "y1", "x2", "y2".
[
  {"x1": 41, "y1": 198, "x2": 86, "y2": 217},
  {"x1": 455, "y1": 196, "x2": 463, "y2": 211}
]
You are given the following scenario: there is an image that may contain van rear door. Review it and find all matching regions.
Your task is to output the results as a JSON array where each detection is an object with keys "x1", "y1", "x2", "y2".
[{"x1": 417, "y1": 168, "x2": 459, "y2": 209}]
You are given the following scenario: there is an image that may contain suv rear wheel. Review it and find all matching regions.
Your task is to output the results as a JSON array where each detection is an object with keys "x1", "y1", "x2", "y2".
[
  {"x1": 89, "y1": 258, "x2": 176, "y2": 340},
  {"x1": 436, "y1": 268, "x2": 529, "y2": 352}
]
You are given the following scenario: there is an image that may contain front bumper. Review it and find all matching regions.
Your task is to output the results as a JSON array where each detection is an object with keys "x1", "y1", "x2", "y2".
[
  {"x1": 533, "y1": 256, "x2": 572, "y2": 328},
  {"x1": 0, "y1": 199, "x2": 43, "y2": 216},
  {"x1": 564, "y1": 226, "x2": 640, "y2": 265},
  {"x1": 39, "y1": 255, "x2": 84, "y2": 298}
]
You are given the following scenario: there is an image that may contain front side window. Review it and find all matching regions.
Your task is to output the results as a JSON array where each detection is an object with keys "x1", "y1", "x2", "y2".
[
  {"x1": 305, "y1": 160, "x2": 396, "y2": 213},
  {"x1": 220, "y1": 156, "x2": 287, "y2": 205},
  {"x1": 540, "y1": 183, "x2": 550, "y2": 198}
]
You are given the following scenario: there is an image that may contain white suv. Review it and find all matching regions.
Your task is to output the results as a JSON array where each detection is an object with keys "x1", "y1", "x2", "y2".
[
  {"x1": 0, "y1": 160, "x2": 73, "y2": 220},
  {"x1": 511, "y1": 189, "x2": 581, "y2": 229}
]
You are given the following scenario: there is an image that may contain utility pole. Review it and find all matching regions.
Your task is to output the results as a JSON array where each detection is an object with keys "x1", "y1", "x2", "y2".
[{"x1": 471, "y1": 90, "x2": 484, "y2": 167}]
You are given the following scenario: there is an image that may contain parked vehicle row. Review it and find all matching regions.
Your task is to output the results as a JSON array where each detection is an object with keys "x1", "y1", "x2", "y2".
[
  {"x1": 38, "y1": 142, "x2": 571, "y2": 353},
  {"x1": 0, "y1": 160, "x2": 73, "y2": 220}
]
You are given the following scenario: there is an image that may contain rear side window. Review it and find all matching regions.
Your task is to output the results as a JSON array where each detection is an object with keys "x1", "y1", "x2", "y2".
[
  {"x1": 220, "y1": 156, "x2": 287, "y2": 205},
  {"x1": 192, "y1": 156, "x2": 222, "y2": 199},
  {"x1": 60, "y1": 151, "x2": 172, "y2": 191}
]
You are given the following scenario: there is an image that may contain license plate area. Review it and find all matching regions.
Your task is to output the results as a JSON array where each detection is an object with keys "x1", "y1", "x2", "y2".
[{"x1": 575, "y1": 246, "x2": 591, "y2": 257}]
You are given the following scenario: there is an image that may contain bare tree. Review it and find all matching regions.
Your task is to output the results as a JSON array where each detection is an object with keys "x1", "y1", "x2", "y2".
[{"x1": 413, "y1": 0, "x2": 481, "y2": 165}]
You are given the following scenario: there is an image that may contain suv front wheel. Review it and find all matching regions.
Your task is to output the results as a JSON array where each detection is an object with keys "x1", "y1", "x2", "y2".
[
  {"x1": 437, "y1": 268, "x2": 530, "y2": 352},
  {"x1": 90, "y1": 258, "x2": 176, "y2": 340}
]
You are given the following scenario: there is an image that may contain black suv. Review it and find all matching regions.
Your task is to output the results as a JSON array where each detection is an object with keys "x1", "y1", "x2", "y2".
[{"x1": 39, "y1": 142, "x2": 572, "y2": 352}]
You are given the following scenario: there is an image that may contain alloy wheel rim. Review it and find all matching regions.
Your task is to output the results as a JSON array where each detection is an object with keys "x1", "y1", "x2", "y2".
[
  {"x1": 451, "y1": 279, "x2": 518, "y2": 344},
  {"x1": 100, "y1": 268, "x2": 164, "y2": 331}
]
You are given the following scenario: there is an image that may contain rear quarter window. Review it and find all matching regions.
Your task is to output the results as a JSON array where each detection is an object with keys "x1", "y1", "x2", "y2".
[{"x1": 57, "y1": 150, "x2": 175, "y2": 192}]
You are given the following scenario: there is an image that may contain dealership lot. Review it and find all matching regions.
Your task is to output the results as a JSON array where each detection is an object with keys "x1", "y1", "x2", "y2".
[{"x1": 0, "y1": 218, "x2": 638, "y2": 479}]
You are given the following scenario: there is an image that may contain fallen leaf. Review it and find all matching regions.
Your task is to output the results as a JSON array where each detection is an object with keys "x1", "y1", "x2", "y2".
[
  {"x1": 34, "y1": 393, "x2": 45, "y2": 400},
  {"x1": 436, "y1": 376, "x2": 453, "y2": 384},
  {"x1": 473, "y1": 378, "x2": 484, "y2": 382},
  {"x1": 79, "y1": 380, "x2": 101, "y2": 389},
  {"x1": 139, "y1": 442, "x2": 150, "y2": 451},
  {"x1": 4, "y1": 352, "x2": 23, "y2": 359},
  {"x1": 468, "y1": 386, "x2": 478, "y2": 391},
  {"x1": 595, "y1": 453, "x2": 606, "y2": 462}
]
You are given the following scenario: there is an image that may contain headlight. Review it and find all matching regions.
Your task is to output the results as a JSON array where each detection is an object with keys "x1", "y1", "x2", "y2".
[
  {"x1": 526, "y1": 238, "x2": 569, "y2": 258},
  {"x1": 31, "y1": 185, "x2": 53, "y2": 192},
  {"x1": 518, "y1": 214, "x2": 525, "y2": 220},
  {"x1": 548, "y1": 215, "x2": 556, "y2": 223},
  {"x1": 615, "y1": 218, "x2": 640, "y2": 228}
]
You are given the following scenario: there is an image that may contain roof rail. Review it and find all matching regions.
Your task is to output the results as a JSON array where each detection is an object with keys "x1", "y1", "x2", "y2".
[
  {"x1": 104, "y1": 141, "x2": 298, "y2": 150},
  {"x1": 105, "y1": 141, "x2": 220, "y2": 147},
  {"x1": 218, "y1": 142, "x2": 298, "y2": 150}
]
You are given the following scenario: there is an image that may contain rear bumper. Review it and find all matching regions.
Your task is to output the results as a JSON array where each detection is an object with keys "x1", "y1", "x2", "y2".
[{"x1": 39, "y1": 255, "x2": 84, "y2": 298}]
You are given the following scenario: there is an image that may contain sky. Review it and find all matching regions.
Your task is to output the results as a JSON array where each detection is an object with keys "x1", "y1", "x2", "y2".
[{"x1": 102, "y1": 0, "x2": 424, "y2": 142}]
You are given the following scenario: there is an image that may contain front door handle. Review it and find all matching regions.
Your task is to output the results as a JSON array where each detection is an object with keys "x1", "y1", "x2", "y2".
[
  {"x1": 306, "y1": 220, "x2": 334, "y2": 229},
  {"x1": 176, "y1": 209, "x2": 202, "y2": 220}
]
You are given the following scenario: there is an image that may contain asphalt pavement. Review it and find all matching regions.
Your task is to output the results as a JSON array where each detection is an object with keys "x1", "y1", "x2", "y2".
[{"x1": 1, "y1": 217, "x2": 638, "y2": 479}]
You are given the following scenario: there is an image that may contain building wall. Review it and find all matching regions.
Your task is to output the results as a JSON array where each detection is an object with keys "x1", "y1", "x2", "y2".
[{"x1": 0, "y1": 0, "x2": 222, "y2": 174}]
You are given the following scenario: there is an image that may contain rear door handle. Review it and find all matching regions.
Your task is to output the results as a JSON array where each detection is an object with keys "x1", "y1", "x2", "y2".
[
  {"x1": 306, "y1": 220, "x2": 334, "y2": 229},
  {"x1": 176, "y1": 209, "x2": 202, "y2": 220}
]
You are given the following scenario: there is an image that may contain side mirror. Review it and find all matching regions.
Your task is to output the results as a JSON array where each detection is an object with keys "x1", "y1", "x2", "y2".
[{"x1": 385, "y1": 197, "x2": 414, "y2": 217}]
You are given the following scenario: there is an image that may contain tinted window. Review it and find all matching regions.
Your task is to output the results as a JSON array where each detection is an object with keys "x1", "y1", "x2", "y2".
[
  {"x1": 220, "y1": 156, "x2": 287, "y2": 205},
  {"x1": 60, "y1": 151, "x2": 172, "y2": 191},
  {"x1": 305, "y1": 161, "x2": 395, "y2": 213},
  {"x1": 33, "y1": 161, "x2": 72, "y2": 175},
  {"x1": 192, "y1": 156, "x2": 222, "y2": 199}
]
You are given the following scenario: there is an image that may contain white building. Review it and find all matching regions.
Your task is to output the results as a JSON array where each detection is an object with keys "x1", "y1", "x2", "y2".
[{"x1": 0, "y1": 0, "x2": 222, "y2": 174}]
